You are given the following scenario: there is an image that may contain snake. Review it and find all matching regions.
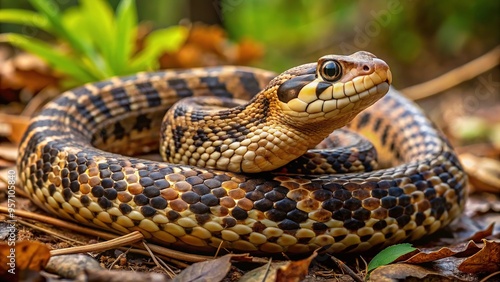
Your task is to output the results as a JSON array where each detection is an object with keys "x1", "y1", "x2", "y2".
[{"x1": 17, "y1": 51, "x2": 467, "y2": 254}]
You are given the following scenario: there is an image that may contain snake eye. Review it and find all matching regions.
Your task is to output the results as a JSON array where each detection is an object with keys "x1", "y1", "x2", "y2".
[{"x1": 320, "y1": 60, "x2": 342, "y2": 82}]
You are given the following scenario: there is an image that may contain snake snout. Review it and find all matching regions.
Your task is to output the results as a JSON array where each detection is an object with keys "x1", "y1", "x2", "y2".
[{"x1": 373, "y1": 58, "x2": 392, "y2": 85}]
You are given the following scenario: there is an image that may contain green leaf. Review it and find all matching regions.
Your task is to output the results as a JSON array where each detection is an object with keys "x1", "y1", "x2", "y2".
[
  {"x1": 113, "y1": 0, "x2": 138, "y2": 74},
  {"x1": 367, "y1": 243, "x2": 417, "y2": 274},
  {"x1": 80, "y1": 0, "x2": 115, "y2": 74},
  {"x1": 61, "y1": 6, "x2": 92, "y2": 45},
  {"x1": 28, "y1": 0, "x2": 110, "y2": 78},
  {"x1": 0, "y1": 9, "x2": 50, "y2": 31},
  {"x1": 129, "y1": 26, "x2": 188, "y2": 71},
  {"x1": 4, "y1": 33, "x2": 98, "y2": 83},
  {"x1": 28, "y1": 0, "x2": 84, "y2": 52},
  {"x1": 60, "y1": 7, "x2": 112, "y2": 81}
]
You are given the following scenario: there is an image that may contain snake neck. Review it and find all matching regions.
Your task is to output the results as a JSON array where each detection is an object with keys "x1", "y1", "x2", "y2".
[{"x1": 161, "y1": 93, "x2": 354, "y2": 173}]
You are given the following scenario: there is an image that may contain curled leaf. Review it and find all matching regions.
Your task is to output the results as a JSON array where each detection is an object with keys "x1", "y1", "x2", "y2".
[
  {"x1": 172, "y1": 254, "x2": 233, "y2": 282},
  {"x1": 0, "y1": 241, "x2": 51, "y2": 273},
  {"x1": 276, "y1": 251, "x2": 317, "y2": 282},
  {"x1": 458, "y1": 240, "x2": 500, "y2": 274},
  {"x1": 369, "y1": 263, "x2": 464, "y2": 282},
  {"x1": 404, "y1": 241, "x2": 481, "y2": 264}
]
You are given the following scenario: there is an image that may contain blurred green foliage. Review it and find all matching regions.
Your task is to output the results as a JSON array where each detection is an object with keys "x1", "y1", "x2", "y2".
[
  {"x1": 0, "y1": 0, "x2": 498, "y2": 88},
  {"x1": 0, "y1": 0, "x2": 187, "y2": 87},
  {"x1": 222, "y1": 0, "x2": 499, "y2": 85}
]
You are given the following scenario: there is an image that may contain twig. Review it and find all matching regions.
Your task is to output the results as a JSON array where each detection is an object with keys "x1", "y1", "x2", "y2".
[
  {"x1": 138, "y1": 242, "x2": 213, "y2": 263},
  {"x1": 17, "y1": 219, "x2": 84, "y2": 246},
  {"x1": 329, "y1": 255, "x2": 363, "y2": 282},
  {"x1": 0, "y1": 207, "x2": 120, "y2": 239},
  {"x1": 402, "y1": 45, "x2": 500, "y2": 100},
  {"x1": 358, "y1": 256, "x2": 368, "y2": 277},
  {"x1": 50, "y1": 231, "x2": 144, "y2": 256},
  {"x1": 109, "y1": 247, "x2": 132, "y2": 270},
  {"x1": 480, "y1": 270, "x2": 500, "y2": 282},
  {"x1": 262, "y1": 257, "x2": 273, "y2": 282},
  {"x1": 157, "y1": 256, "x2": 179, "y2": 277},
  {"x1": 214, "y1": 239, "x2": 224, "y2": 258},
  {"x1": 117, "y1": 247, "x2": 190, "y2": 268},
  {"x1": 142, "y1": 241, "x2": 176, "y2": 279}
]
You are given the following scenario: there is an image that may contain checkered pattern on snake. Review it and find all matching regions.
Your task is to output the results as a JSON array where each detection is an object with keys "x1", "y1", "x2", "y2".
[{"x1": 17, "y1": 51, "x2": 467, "y2": 254}]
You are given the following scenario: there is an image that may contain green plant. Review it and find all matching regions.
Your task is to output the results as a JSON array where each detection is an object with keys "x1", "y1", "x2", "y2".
[
  {"x1": 365, "y1": 243, "x2": 417, "y2": 279},
  {"x1": 0, "y1": 0, "x2": 187, "y2": 87}
]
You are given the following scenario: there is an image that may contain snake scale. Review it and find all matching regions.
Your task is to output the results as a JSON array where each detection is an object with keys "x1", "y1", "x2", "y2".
[{"x1": 18, "y1": 52, "x2": 467, "y2": 254}]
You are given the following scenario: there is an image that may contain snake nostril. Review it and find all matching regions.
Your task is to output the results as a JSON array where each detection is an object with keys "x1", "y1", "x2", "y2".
[{"x1": 362, "y1": 65, "x2": 370, "y2": 72}]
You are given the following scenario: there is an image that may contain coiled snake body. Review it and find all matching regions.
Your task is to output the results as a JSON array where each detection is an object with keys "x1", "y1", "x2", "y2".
[{"x1": 18, "y1": 52, "x2": 467, "y2": 254}]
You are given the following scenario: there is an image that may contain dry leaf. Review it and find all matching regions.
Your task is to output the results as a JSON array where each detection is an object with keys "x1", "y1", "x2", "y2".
[
  {"x1": 404, "y1": 241, "x2": 481, "y2": 264},
  {"x1": 172, "y1": 254, "x2": 233, "y2": 282},
  {"x1": 235, "y1": 38, "x2": 264, "y2": 65},
  {"x1": 238, "y1": 260, "x2": 284, "y2": 282},
  {"x1": 465, "y1": 193, "x2": 500, "y2": 217},
  {"x1": 0, "y1": 52, "x2": 60, "y2": 94},
  {"x1": 0, "y1": 113, "x2": 31, "y2": 144},
  {"x1": 445, "y1": 215, "x2": 497, "y2": 246},
  {"x1": 458, "y1": 240, "x2": 500, "y2": 274},
  {"x1": 159, "y1": 24, "x2": 263, "y2": 69},
  {"x1": 0, "y1": 241, "x2": 51, "y2": 274},
  {"x1": 276, "y1": 251, "x2": 317, "y2": 282},
  {"x1": 460, "y1": 153, "x2": 500, "y2": 193},
  {"x1": 369, "y1": 263, "x2": 467, "y2": 282},
  {"x1": 239, "y1": 252, "x2": 317, "y2": 282},
  {"x1": 466, "y1": 222, "x2": 495, "y2": 242},
  {"x1": 0, "y1": 144, "x2": 18, "y2": 162}
]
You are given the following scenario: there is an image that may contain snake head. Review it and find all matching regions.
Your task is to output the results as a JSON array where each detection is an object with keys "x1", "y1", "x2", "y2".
[{"x1": 275, "y1": 51, "x2": 392, "y2": 131}]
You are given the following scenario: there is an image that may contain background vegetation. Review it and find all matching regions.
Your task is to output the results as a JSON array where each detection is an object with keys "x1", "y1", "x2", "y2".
[
  {"x1": 0, "y1": 1, "x2": 498, "y2": 280},
  {"x1": 1, "y1": 0, "x2": 498, "y2": 88}
]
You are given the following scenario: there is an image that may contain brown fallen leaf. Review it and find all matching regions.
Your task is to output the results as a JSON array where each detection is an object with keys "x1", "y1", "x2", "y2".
[
  {"x1": 445, "y1": 215, "x2": 497, "y2": 246},
  {"x1": 0, "y1": 52, "x2": 60, "y2": 93},
  {"x1": 159, "y1": 23, "x2": 263, "y2": 69},
  {"x1": 465, "y1": 193, "x2": 500, "y2": 217},
  {"x1": 368, "y1": 263, "x2": 467, "y2": 282},
  {"x1": 0, "y1": 241, "x2": 51, "y2": 275},
  {"x1": 276, "y1": 251, "x2": 317, "y2": 282},
  {"x1": 0, "y1": 144, "x2": 18, "y2": 163},
  {"x1": 460, "y1": 153, "x2": 500, "y2": 193},
  {"x1": 171, "y1": 254, "x2": 235, "y2": 282},
  {"x1": 0, "y1": 113, "x2": 31, "y2": 144},
  {"x1": 466, "y1": 222, "x2": 495, "y2": 242},
  {"x1": 458, "y1": 240, "x2": 500, "y2": 274},
  {"x1": 238, "y1": 259, "x2": 283, "y2": 282},
  {"x1": 239, "y1": 251, "x2": 318, "y2": 282},
  {"x1": 404, "y1": 241, "x2": 481, "y2": 264}
]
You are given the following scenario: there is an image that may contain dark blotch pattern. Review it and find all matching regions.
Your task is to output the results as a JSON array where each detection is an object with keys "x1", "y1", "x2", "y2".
[{"x1": 277, "y1": 74, "x2": 315, "y2": 103}]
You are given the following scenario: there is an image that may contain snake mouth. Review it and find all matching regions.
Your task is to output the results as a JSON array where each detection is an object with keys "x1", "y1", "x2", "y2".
[{"x1": 279, "y1": 69, "x2": 392, "y2": 119}]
